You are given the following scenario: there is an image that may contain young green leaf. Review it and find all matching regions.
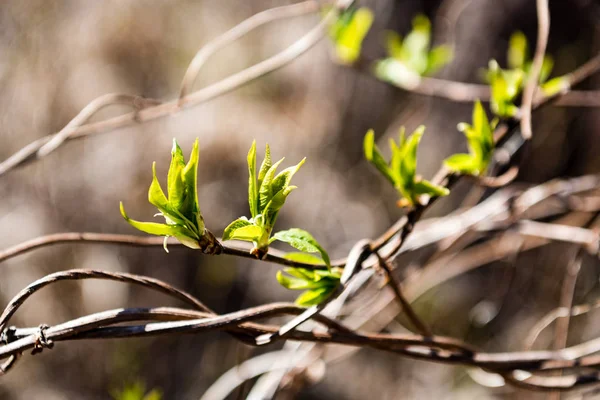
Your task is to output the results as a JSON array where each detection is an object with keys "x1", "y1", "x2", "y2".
[
  {"x1": 247, "y1": 140, "x2": 258, "y2": 218},
  {"x1": 283, "y1": 252, "x2": 327, "y2": 265},
  {"x1": 276, "y1": 267, "x2": 341, "y2": 306},
  {"x1": 258, "y1": 157, "x2": 285, "y2": 213},
  {"x1": 257, "y1": 143, "x2": 272, "y2": 191},
  {"x1": 295, "y1": 286, "x2": 335, "y2": 307},
  {"x1": 224, "y1": 224, "x2": 264, "y2": 242},
  {"x1": 376, "y1": 14, "x2": 452, "y2": 85},
  {"x1": 120, "y1": 202, "x2": 199, "y2": 249},
  {"x1": 222, "y1": 217, "x2": 252, "y2": 241},
  {"x1": 167, "y1": 139, "x2": 186, "y2": 209},
  {"x1": 363, "y1": 130, "x2": 395, "y2": 185},
  {"x1": 443, "y1": 153, "x2": 478, "y2": 174},
  {"x1": 484, "y1": 31, "x2": 555, "y2": 117},
  {"x1": 508, "y1": 31, "x2": 528, "y2": 69},
  {"x1": 329, "y1": 7, "x2": 374, "y2": 65},
  {"x1": 444, "y1": 101, "x2": 495, "y2": 176},
  {"x1": 272, "y1": 228, "x2": 331, "y2": 267},
  {"x1": 541, "y1": 76, "x2": 569, "y2": 97}
]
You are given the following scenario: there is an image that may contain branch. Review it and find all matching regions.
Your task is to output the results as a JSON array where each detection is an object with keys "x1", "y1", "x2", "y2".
[{"x1": 521, "y1": 0, "x2": 550, "y2": 140}]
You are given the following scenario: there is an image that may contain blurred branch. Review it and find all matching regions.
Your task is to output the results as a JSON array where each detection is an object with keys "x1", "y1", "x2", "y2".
[
  {"x1": 0, "y1": 0, "x2": 347, "y2": 178},
  {"x1": 521, "y1": 0, "x2": 550, "y2": 140},
  {"x1": 179, "y1": 1, "x2": 319, "y2": 102}
]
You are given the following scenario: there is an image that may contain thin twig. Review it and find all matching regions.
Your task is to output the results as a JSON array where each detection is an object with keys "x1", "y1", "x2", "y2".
[
  {"x1": 521, "y1": 0, "x2": 550, "y2": 140},
  {"x1": 179, "y1": 1, "x2": 319, "y2": 102},
  {"x1": 373, "y1": 250, "x2": 432, "y2": 336}
]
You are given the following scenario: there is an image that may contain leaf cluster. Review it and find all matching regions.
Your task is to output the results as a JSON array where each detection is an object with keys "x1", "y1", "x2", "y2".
[
  {"x1": 444, "y1": 101, "x2": 496, "y2": 176},
  {"x1": 364, "y1": 126, "x2": 449, "y2": 207},
  {"x1": 120, "y1": 138, "x2": 209, "y2": 251},
  {"x1": 484, "y1": 31, "x2": 558, "y2": 117},
  {"x1": 375, "y1": 14, "x2": 453, "y2": 88},
  {"x1": 222, "y1": 142, "x2": 329, "y2": 265}
]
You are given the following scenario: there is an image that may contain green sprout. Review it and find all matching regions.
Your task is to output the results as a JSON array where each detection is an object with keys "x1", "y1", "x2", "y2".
[
  {"x1": 484, "y1": 31, "x2": 562, "y2": 117},
  {"x1": 222, "y1": 141, "x2": 330, "y2": 264},
  {"x1": 364, "y1": 126, "x2": 450, "y2": 207},
  {"x1": 444, "y1": 101, "x2": 496, "y2": 176},
  {"x1": 375, "y1": 14, "x2": 453, "y2": 88},
  {"x1": 120, "y1": 138, "x2": 221, "y2": 254},
  {"x1": 327, "y1": 5, "x2": 374, "y2": 65},
  {"x1": 277, "y1": 267, "x2": 341, "y2": 306}
]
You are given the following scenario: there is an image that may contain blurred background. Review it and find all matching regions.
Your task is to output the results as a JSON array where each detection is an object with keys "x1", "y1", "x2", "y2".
[{"x1": 0, "y1": 0, "x2": 600, "y2": 398}]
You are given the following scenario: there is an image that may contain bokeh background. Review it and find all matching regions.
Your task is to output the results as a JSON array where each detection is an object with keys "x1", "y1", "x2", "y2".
[{"x1": 1, "y1": 0, "x2": 600, "y2": 399}]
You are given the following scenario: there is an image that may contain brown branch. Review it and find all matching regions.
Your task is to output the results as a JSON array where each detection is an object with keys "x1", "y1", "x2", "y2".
[{"x1": 373, "y1": 250, "x2": 432, "y2": 337}]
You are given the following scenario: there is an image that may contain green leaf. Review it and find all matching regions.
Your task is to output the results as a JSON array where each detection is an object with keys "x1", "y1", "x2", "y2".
[
  {"x1": 386, "y1": 31, "x2": 403, "y2": 60},
  {"x1": 398, "y1": 126, "x2": 424, "y2": 190},
  {"x1": 223, "y1": 224, "x2": 264, "y2": 242},
  {"x1": 276, "y1": 270, "x2": 323, "y2": 290},
  {"x1": 284, "y1": 252, "x2": 327, "y2": 265},
  {"x1": 257, "y1": 143, "x2": 272, "y2": 191},
  {"x1": 181, "y1": 138, "x2": 204, "y2": 233},
  {"x1": 334, "y1": 7, "x2": 374, "y2": 64},
  {"x1": 120, "y1": 202, "x2": 199, "y2": 249},
  {"x1": 269, "y1": 158, "x2": 306, "y2": 198},
  {"x1": 444, "y1": 153, "x2": 479, "y2": 174},
  {"x1": 247, "y1": 140, "x2": 258, "y2": 218},
  {"x1": 364, "y1": 130, "x2": 395, "y2": 185},
  {"x1": 258, "y1": 157, "x2": 285, "y2": 213},
  {"x1": 508, "y1": 31, "x2": 528, "y2": 69},
  {"x1": 273, "y1": 228, "x2": 330, "y2": 267},
  {"x1": 167, "y1": 139, "x2": 186, "y2": 208},
  {"x1": 222, "y1": 217, "x2": 252, "y2": 241},
  {"x1": 262, "y1": 185, "x2": 297, "y2": 228},
  {"x1": 400, "y1": 14, "x2": 431, "y2": 74},
  {"x1": 148, "y1": 162, "x2": 182, "y2": 224},
  {"x1": 541, "y1": 75, "x2": 569, "y2": 97},
  {"x1": 426, "y1": 45, "x2": 453, "y2": 75},
  {"x1": 295, "y1": 286, "x2": 336, "y2": 307},
  {"x1": 413, "y1": 179, "x2": 450, "y2": 198}
]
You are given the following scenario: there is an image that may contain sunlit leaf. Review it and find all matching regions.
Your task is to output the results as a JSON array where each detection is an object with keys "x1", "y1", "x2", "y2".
[
  {"x1": 258, "y1": 157, "x2": 285, "y2": 213},
  {"x1": 444, "y1": 153, "x2": 479, "y2": 174},
  {"x1": 363, "y1": 130, "x2": 395, "y2": 185},
  {"x1": 257, "y1": 143, "x2": 272, "y2": 191},
  {"x1": 333, "y1": 7, "x2": 374, "y2": 64},
  {"x1": 222, "y1": 217, "x2": 252, "y2": 241},
  {"x1": 413, "y1": 179, "x2": 450, "y2": 197},
  {"x1": 167, "y1": 139, "x2": 186, "y2": 208},
  {"x1": 295, "y1": 286, "x2": 336, "y2": 307},
  {"x1": 120, "y1": 202, "x2": 199, "y2": 249},
  {"x1": 269, "y1": 158, "x2": 306, "y2": 198},
  {"x1": 224, "y1": 224, "x2": 264, "y2": 242},
  {"x1": 247, "y1": 140, "x2": 258, "y2": 218},
  {"x1": 508, "y1": 31, "x2": 528, "y2": 69},
  {"x1": 272, "y1": 228, "x2": 330, "y2": 267},
  {"x1": 284, "y1": 252, "x2": 326, "y2": 265},
  {"x1": 541, "y1": 75, "x2": 569, "y2": 97}
]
